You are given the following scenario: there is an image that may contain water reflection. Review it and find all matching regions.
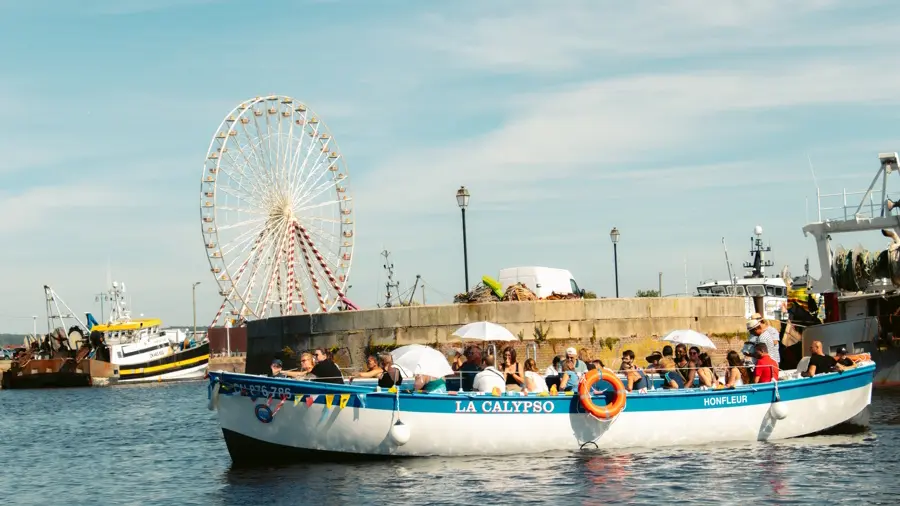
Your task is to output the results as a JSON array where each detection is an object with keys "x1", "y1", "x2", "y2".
[{"x1": 2, "y1": 384, "x2": 900, "y2": 505}]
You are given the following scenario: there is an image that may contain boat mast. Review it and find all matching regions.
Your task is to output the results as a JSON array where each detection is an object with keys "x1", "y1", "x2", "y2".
[
  {"x1": 743, "y1": 226, "x2": 773, "y2": 279},
  {"x1": 722, "y1": 238, "x2": 737, "y2": 289}
]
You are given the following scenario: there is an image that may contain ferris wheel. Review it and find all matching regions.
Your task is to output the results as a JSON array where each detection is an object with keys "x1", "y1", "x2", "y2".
[{"x1": 201, "y1": 95, "x2": 354, "y2": 325}]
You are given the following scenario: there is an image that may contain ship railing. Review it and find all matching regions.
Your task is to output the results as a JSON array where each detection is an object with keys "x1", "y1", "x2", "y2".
[{"x1": 815, "y1": 187, "x2": 885, "y2": 223}]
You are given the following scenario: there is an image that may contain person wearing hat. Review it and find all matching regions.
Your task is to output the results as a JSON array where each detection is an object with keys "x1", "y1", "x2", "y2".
[
  {"x1": 645, "y1": 351, "x2": 662, "y2": 371},
  {"x1": 269, "y1": 358, "x2": 305, "y2": 378},
  {"x1": 746, "y1": 315, "x2": 781, "y2": 366},
  {"x1": 564, "y1": 347, "x2": 588, "y2": 377},
  {"x1": 835, "y1": 347, "x2": 856, "y2": 369},
  {"x1": 269, "y1": 359, "x2": 286, "y2": 377}
]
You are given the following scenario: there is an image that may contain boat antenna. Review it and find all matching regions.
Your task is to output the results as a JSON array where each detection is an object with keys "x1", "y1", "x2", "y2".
[
  {"x1": 381, "y1": 249, "x2": 400, "y2": 308},
  {"x1": 722, "y1": 238, "x2": 737, "y2": 287},
  {"x1": 807, "y1": 152, "x2": 820, "y2": 191}
]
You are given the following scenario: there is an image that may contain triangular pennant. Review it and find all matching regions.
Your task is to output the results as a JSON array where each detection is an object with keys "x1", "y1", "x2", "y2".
[
  {"x1": 388, "y1": 386, "x2": 398, "y2": 394},
  {"x1": 293, "y1": 395, "x2": 302, "y2": 407},
  {"x1": 491, "y1": 386, "x2": 501, "y2": 397},
  {"x1": 324, "y1": 394, "x2": 335, "y2": 409},
  {"x1": 358, "y1": 393, "x2": 366, "y2": 408},
  {"x1": 339, "y1": 393, "x2": 350, "y2": 409},
  {"x1": 305, "y1": 394, "x2": 316, "y2": 407}
]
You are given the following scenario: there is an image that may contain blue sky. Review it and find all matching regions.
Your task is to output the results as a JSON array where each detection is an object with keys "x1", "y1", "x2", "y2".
[{"x1": 4, "y1": 0, "x2": 900, "y2": 332}]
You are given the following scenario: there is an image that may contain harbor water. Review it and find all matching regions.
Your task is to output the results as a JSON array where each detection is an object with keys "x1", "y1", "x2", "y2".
[{"x1": 2, "y1": 383, "x2": 899, "y2": 505}]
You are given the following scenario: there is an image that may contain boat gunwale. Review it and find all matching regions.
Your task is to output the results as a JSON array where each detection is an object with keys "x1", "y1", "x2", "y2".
[{"x1": 208, "y1": 362, "x2": 875, "y2": 401}]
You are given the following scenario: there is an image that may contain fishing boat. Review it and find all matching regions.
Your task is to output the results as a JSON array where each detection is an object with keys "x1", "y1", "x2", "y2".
[
  {"x1": 87, "y1": 281, "x2": 210, "y2": 383},
  {"x1": 696, "y1": 226, "x2": 789, "y2": 321},
  {"x1": 797, "y1": 151, "x2": 900, "y2": 386},
  {"x1": 206, "y1": 358, "x2": 874, "y2": 463}
]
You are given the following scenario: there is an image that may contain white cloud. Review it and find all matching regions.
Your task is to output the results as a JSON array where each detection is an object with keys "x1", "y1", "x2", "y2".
[{"x1": 413, "y1": 0, "x2": 892, "y2": 73}]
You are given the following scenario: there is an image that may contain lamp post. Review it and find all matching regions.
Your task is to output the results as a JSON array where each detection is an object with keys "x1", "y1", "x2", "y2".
[
  {"x1": 192, "y1": 281, "x2": 201, "y2": 339},
  {"x1": 609, "y1": 227, "x2": 620, "y2": 298},
  {"x1": 456, "y1": 186, "x2": 471, "y2": 292}
]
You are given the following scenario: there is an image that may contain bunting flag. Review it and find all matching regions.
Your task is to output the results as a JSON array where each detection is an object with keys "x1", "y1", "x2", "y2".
[
  {"x1": 549, "y1": 384, "x2": 558, "y2": 395},
  {"x1": 491, "y1": 386, "x2": 501, "y2": 397},
  {"x1": 305, "y1": 394, "x2": 317, "y2": 407},
  {"x1": 358, "y1": 393, "x2": 367, "y2": 408},
  {"x1": 324, "y1": 394, "x2": 335, "y2": 409},
  {"x1": 388, "y1": 386, "x2": 398, "y2": 394},
  {"x1": 339, "y1": 393, "x2": 351, "y2": 409},
  {"x1": 293, "y1": 395, "x2": 303, "y2": 407}
]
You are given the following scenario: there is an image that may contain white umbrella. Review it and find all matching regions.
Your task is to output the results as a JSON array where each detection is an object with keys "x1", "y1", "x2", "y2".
[
  {"x1": 661, "y1": 329, "x2": 717, "y2": 349},
  {"x1": 391, "y1": 344, "x2": 454, "y2": 378},
  {"x1": 452, "y1": 321, "x2": 517, "y2": 342}
]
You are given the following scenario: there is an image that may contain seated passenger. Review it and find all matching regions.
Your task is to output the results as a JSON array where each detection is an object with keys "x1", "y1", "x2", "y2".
[
  {"x1": 448, "y1": 348, "x2": 466, "y2": 372},
  {"x1": 802, "y1": 340, "x2": 838, "y2": 377},
  {"x1": 644, "y1": 351, "x2": 662, "y2": 372},
  {"x1": 835, "y1": 347, "x2": 856, "y2": 369},
  {"x1": 663, "y1": 368, "x2": 686, "y2": 389},
  {"x1": 559, "y1": 359, "x2": 580, "y2": 392},
  {"x1": 472, "y1": 355, "x2": 505, "y2": 393},
  {"x1": 501, "y1": 347, "x2": 524, "y2": 391},
  {"x1": 414, "y1": 373, "x2": 447, "y2": 393},
  {"x1": 350, "y1": 355, "x2": 383, "y2": 382},
  {"x1": 752, "y1": 343, "x2": 778, "y2": 383},
  {"x1": 544, "y1": 355, "x2": 562, "y2": 377},
  {"x1": 308, "y1": 348, "x2": 344, "y2": 384},
  {"x1": 459, "y1": 346, "x2": 484, "y2": 392},
  {"x1": 696, "y1": 352, "x2": 716, "y2": 387},
  {"x1": 619, "y1": 350, "x2": 648, "y2": 392},
  {"x1": 674, "y1": 344, "x2": 696, "y2": 387},
  {"x1": 724, "y1": 350, "x2": 748, "y2": 387},
  {"x1": 523, "y1": 359, "x2": 549, "y2": 393},
  {"x1": 376, "y1": 352, "x2": 402, "y2": 389}
]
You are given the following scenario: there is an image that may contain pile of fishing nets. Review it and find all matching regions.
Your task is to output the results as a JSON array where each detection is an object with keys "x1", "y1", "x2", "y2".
[
  {"x1": 831, "y1": 232, "x2": 900, "y2": 291},
  {"x1": 501, "y1": 283, "x2": 537, "y2": 302},
  {"x1": 454, "y1": 282, "x2": 500, "y2": 303}
]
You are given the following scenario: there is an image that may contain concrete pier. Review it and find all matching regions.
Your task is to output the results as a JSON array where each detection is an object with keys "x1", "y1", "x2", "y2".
[{"x1": 244, "y1": 297, "x2": 747, "y2": 375}]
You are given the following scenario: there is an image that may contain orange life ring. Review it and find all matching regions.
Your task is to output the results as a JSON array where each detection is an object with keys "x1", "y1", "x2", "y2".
[{"x1": 578, "y1": 368, "x2": 627, "y2": 420}]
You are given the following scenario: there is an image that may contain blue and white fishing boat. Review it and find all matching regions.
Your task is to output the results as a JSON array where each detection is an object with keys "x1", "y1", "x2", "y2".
[{"x1": 207, "y1": 355, "x2": 875, "y2": 463}]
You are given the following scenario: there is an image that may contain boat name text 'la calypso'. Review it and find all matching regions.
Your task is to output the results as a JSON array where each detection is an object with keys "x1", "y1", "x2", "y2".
[{"x1": 455, "y1": 400, "x2": 556, "y2": 413}]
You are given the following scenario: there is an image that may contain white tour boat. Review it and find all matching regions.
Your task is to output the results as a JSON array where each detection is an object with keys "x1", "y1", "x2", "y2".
[{"x1": 206, "y1": 357, "x2": 874, "y2": 463}]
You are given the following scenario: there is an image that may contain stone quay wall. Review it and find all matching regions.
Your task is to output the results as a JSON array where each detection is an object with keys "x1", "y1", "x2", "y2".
[{"x1": 244, "y1": 297, "x2": 748, "y2": 375}]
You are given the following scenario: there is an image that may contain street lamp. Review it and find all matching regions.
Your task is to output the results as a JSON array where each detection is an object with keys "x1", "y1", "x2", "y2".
[
  {"x1": 609, "y1": 227, "x2": 620, "y2": 298},
  {"x1": 192, "y1": 281, "x2": 201, "y2": 339},
  {"x1": 456, "y1": 186, "x2": 471, "y2": 292}
]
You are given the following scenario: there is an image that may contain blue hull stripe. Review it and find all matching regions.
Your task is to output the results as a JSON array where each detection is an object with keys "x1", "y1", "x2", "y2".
[{"x1": 209, "y1": 364, "x2": 874, "y2": 415}]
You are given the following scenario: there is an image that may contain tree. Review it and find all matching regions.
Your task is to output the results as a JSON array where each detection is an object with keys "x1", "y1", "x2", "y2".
[
  {"x1": 583, "y1": 290, "x2": 597, "y2": 299},
  {"x1": 635, "y1": 289, "x2": 660, "y2": 298}
]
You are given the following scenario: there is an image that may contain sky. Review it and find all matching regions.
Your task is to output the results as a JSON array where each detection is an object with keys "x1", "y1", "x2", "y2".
[{"x1": 4, "y1": 0, "x2": 900, "y2": 332}]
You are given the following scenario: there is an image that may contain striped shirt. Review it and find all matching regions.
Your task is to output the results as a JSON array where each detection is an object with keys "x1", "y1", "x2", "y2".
[{"x1": 751, "y1": 326, "x2": 781, "y2": 365}]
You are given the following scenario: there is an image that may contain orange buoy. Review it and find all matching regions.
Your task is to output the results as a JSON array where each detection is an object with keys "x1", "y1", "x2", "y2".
[{"x1": 578, "y1": 368, "x2": 627, "y2": 420}]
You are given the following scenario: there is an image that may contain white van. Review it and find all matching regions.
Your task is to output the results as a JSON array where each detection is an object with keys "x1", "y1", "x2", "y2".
[{"x1": 497, "y1": 267, "x2": 584, "y2": 299}]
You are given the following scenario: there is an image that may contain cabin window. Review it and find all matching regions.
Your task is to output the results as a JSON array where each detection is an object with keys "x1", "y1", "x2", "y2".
[
  {"x1": 852, "y1": 341, "x2": 870, "y2": 353},
  {"x1": 746, "y1": 285, "x2": 766, "y2": 297},
  {"x1": 710, "y1": 286, "x2": 726, "y2": 295},
  {"x1": 734, "y1": 285, "x2": 747, "y2": 296},
  {"x1": 117, "y1": 351, "x2": 123, "y2": 358},
  {"x1": 697, "y1": 287, "x2": 710, "y2": 296},
  {"x1": 765, "y1": 286, "x2": 776, "y2": 296}
]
